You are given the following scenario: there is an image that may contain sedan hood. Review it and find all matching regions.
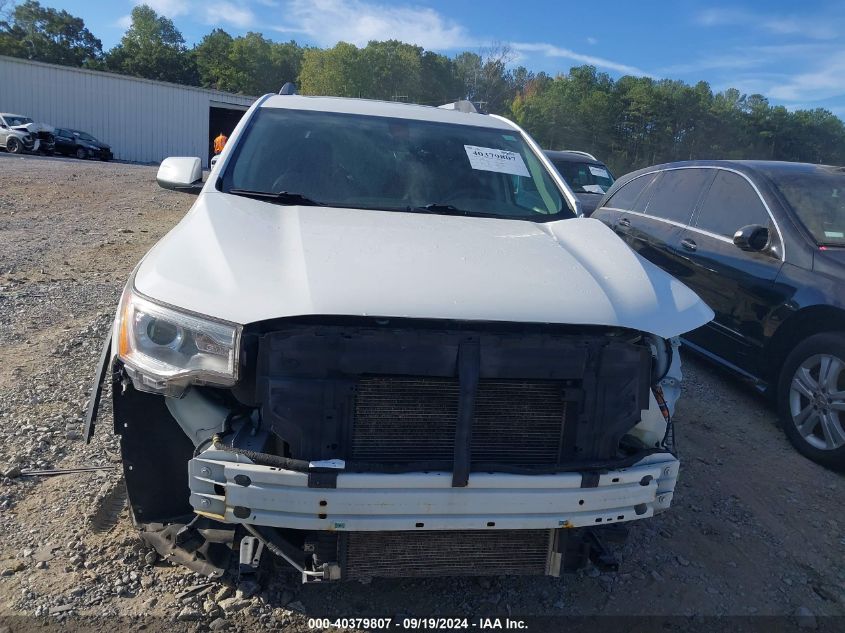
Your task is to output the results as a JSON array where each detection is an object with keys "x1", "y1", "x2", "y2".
[{"x1": 134, "y1": 192, "x2": 713, "y2": 338}]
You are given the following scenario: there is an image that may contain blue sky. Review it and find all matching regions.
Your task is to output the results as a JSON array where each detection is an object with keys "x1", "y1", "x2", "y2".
[{"x1": 44, "y1": 0, "x2": 845, "y2": 115}]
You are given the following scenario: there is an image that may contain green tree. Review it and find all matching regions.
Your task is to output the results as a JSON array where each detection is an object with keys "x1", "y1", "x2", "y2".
[
  {"x1": 193, "y1": 28, "x2": 233, "y2": 90},
  {"x1": 359, "y1": 40, "x2": 423, "y2": 101},
  {"x1": 453, "y1": 45, "x2": 517, "y2": 113},
  {"x1": 104, "y1": 4, "x2": 196, "y2": 84},
  {"x1": 225, "y1": 32, "x2": 276, "y2": 94},
  {"x1": 513, "y1": 65, "x2": 845, "y2": 175},
  {"x1": 0, "y1": 0, "x2": 102, "y2": 66},
  {"x1": 419, "y1": 50, "x2": 462, "y2": 105},
  {"x1": 270, "y1": 40, "x2": 303, "y2": 90},
  {"x1": 193, "y1": 30, "x2": 302, "y2": 94},
  {"x1": 298, "y1": 41, "x2": 366, "y2": 97}
]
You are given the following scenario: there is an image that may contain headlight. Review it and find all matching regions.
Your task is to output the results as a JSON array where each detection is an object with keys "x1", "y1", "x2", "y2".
[{"x1": 114, "y1": 284, "x2": 241, "y2": 396}]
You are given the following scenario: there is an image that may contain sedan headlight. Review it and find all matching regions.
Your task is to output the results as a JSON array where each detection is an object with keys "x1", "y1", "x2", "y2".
[{"x1": 114, "y1": 285, "x2": 241, "y2": 396}]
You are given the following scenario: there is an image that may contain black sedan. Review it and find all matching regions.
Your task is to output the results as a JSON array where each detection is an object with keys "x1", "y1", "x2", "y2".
[
  {"x1": 54, "y1": 128, "x2": 113, "y2": 161},
  {"x1": 592, "y1": 160, "x2": 845, "y2": 469}
]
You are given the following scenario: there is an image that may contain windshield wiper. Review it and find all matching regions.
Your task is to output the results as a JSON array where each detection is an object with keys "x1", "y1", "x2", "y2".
[
  {"x1": 228, "y1": 189, "x2": 326, "y2": 206},
  {"x1": 409, "y1": 203, "x2": 473, "y2": 216}
]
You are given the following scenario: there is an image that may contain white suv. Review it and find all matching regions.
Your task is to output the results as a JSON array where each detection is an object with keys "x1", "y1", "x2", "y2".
[{"x1": 86, "y1": 94, "x2": 712, "y2": 582}]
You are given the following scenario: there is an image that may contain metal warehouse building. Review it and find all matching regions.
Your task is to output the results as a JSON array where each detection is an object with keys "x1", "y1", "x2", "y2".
[{"x1": 0, "y1": 56, "x2": 256, "y2": 167}]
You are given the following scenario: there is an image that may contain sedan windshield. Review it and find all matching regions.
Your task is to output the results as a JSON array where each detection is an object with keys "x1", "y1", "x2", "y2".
[
  {"x1": 766, "y1": 165, "x2": 845, "y2": 247},
  {"x1": 221, "y1": 108, "x2": 573, "y2": 220},
  {"x1": 549, "y1": 159, "x2": 614, "y2": 194},
  {"x1": 74, "y1": 131, "x2": 96, "y2": 142}
]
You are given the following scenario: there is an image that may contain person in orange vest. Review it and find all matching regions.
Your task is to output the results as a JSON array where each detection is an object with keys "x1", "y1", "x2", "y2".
[{"x1": 213, "y1": 132, "x2": 228, "y2": 155}]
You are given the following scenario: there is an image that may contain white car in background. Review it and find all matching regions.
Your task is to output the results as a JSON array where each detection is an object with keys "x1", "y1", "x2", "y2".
[
  {"x1": 0, "y1": 112, "x2": 49, "y2": 154},
  {"x1": 85, "y1": 93, "x2": 713, "y2": 582}
]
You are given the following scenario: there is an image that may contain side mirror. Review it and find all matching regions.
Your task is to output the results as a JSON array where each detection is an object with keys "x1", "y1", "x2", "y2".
[
  {"x1": 733, "y1": 224, "x2": 770, "y2": 252},
  {"x1": 157, "y1": 157, "x2": 203, "y2": 194},
  {"x1": 0, "y1": 124, "x2": 7, "y2": 129}
]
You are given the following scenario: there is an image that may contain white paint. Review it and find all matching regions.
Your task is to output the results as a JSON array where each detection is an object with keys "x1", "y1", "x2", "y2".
[
  {"x1": 464, "y1": 145, "x2": 530, "y2": 176},
  {"x1": 134, "y1": 193, "x2": 713, "y2": 338},
  {"x1": 190, "y1": 452, "x2": 679, "y2": 531}
]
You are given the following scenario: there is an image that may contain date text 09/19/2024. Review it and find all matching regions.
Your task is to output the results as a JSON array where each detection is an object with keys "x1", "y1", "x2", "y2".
[{"x1": 306, "y1": 618, "x2": 529, "y2": 630}]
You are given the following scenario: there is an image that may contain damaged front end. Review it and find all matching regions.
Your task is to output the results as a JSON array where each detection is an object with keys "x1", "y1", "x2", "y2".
[{"x1": 91, "y1": 286, "x2": 683, "y2": 582}]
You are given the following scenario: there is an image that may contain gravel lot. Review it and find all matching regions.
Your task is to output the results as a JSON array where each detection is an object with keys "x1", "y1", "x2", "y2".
[{"x1": 0, "y1": 154, "x2": 843, "y2": 631}]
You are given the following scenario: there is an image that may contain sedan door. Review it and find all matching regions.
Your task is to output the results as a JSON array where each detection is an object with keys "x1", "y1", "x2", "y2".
[
  {"x1": 675, "y1": 169, "x2": 786, "y2": 374},
  {"x1": 621, "y1": 168, "x2": 715, "y2": 279},
  {"x1": 54, "y1": 129, "x2": 74, "y2": 154}
]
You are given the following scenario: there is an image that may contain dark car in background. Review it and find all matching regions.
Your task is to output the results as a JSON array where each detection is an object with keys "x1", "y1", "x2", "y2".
[
  {"x1": 544, "y1": 150, "x2": 614, "y2": 216},
  {"x1": 54, "y1": 128, "x2": 112, "y2": 161},
  {"x1": 592, "y1": 160, "x2": 845, "y2": 469}
]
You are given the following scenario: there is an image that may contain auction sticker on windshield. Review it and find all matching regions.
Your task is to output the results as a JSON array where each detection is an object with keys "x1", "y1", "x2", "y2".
[
  {"x1": 464, "y1": 145, "x2": 530, "y2": 177},
  {"x1": 588, "y1": 165, "x2": 610, "y2": 178}
]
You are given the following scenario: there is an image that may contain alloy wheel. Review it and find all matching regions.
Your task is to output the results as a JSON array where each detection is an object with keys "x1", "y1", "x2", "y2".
[{"x1": 789, "y1": 353, "x2": 845, "y2": 451}]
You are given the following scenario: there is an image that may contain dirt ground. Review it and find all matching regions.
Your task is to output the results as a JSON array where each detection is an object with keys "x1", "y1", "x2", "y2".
[{"x1": 0, "y1": 154, "x2": 843, "y2": 632}]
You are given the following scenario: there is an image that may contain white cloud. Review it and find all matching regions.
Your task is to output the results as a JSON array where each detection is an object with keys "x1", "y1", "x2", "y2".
[
  {"x1": 767, "y1": 52, "x2": 845, "y2": 102},
  {"x1": 586, "y1": 37, "x2": 597, "y2": 45},
  {"x1": 272, "y1": 0, "x2": 471, "y2": 49},
  {"x1": 510, "y1": 42, "x2": 648, "y2": 76},
  {"x1": 132, "y1": 0, "x2": 191, "y2": 18},
  {"x1": 115, "y1": 14, "x2": 132, "y2": 29},
  {"x1": 696, "y1": 8, "x2": 839, "y2": 40},
  {"x1": 204, "y1": 1, "x2": 256, "y2": 28},
  {"x1": 655, "y1": 54, "x2": 763, "y2": 76}
]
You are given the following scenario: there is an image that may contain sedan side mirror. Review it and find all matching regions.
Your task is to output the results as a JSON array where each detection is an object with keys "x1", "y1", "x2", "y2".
[
  {"x1": 0, "y1": 124, "x2": 7, "y2": 129},
  {"x1": 157, "y1": 157, "x2": 203, "y2": 194},
  {"x1": 733, "y1": 224, "x2": 770, "y2": 252}
]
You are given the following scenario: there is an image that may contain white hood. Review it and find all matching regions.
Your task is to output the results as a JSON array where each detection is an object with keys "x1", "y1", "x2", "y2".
[{"x1": 134, "y1": 192, "x2": 713, "y2": 338}]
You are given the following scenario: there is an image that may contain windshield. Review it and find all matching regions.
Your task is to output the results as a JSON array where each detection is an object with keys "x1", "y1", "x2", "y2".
[
  {"x1": 221, "y1": 108, "x2": 572, "y2": 220},
  {"x1": 4, "y1": 116, "x2": 33, "y2": 127},
  {"x1": 549, "y1": 159, "x2": 614, "y2": 194},
  {"x1": 767, "y1": 165, "x2": 845, "y2": 247},
  {"x1": 74, "y1": 131, "x2": 96, "y2": 142}
]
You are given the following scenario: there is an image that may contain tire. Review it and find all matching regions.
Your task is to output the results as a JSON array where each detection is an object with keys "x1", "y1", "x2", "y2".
[
  {"x1": 75, "y1": 147, "x2": 87, "y2": 160},
  {"x1": 6, "y1": 137, "x2": 22, "y2": 154},
  {"x1": 777, "y1": 332, "x2": 845, "y2": 470}
]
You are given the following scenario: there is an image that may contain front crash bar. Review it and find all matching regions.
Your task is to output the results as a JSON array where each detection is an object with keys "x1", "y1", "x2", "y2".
[{"x1": 188, "y1": 449, "x2": 679, "y2": 532}]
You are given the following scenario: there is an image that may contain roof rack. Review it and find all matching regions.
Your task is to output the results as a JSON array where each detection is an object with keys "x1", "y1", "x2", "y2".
[
  {"x1": 561, "y1": 149, "x2": 598, "y2": 161},
  {"x1": 438, "y1": 100, "x2": 478, "y2": 113},
  {"x1": 279, "y1": 82, "x2": 297, "y2": 95}
]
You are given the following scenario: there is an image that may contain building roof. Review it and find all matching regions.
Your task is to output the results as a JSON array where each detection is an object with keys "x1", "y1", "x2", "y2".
[{"x1": 0, "y1": 55, "x2": 256, "y2": 104}]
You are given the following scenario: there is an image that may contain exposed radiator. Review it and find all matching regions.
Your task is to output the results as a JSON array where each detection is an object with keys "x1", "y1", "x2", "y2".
[
  {"x1": 343, "y1": 530, "x2": 552, "y2": 579},
  {"x1": 352, "y1": 377, "x2": 566, "y2": 464}
]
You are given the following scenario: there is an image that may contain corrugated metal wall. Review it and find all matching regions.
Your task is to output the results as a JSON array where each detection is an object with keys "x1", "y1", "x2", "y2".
[{"x1": 0, "y1": 56, "x2": 255, "y2": 167}]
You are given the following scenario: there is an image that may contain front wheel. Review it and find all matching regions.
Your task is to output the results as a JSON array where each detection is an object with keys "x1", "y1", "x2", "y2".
[
  {"x1": 76, "y1": 147, "x2": 87, "y2": 160},
  {"x1": 778, "y1": 332, "x2": 845, "y2": 471},
  {"x1": 6, "y1": 137, "x2": 22, "y2": 154}
]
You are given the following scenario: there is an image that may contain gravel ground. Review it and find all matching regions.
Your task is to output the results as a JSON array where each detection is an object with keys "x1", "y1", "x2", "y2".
[{"x1": 0, "y1": 154, "x2": 843, "y2": 632}]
